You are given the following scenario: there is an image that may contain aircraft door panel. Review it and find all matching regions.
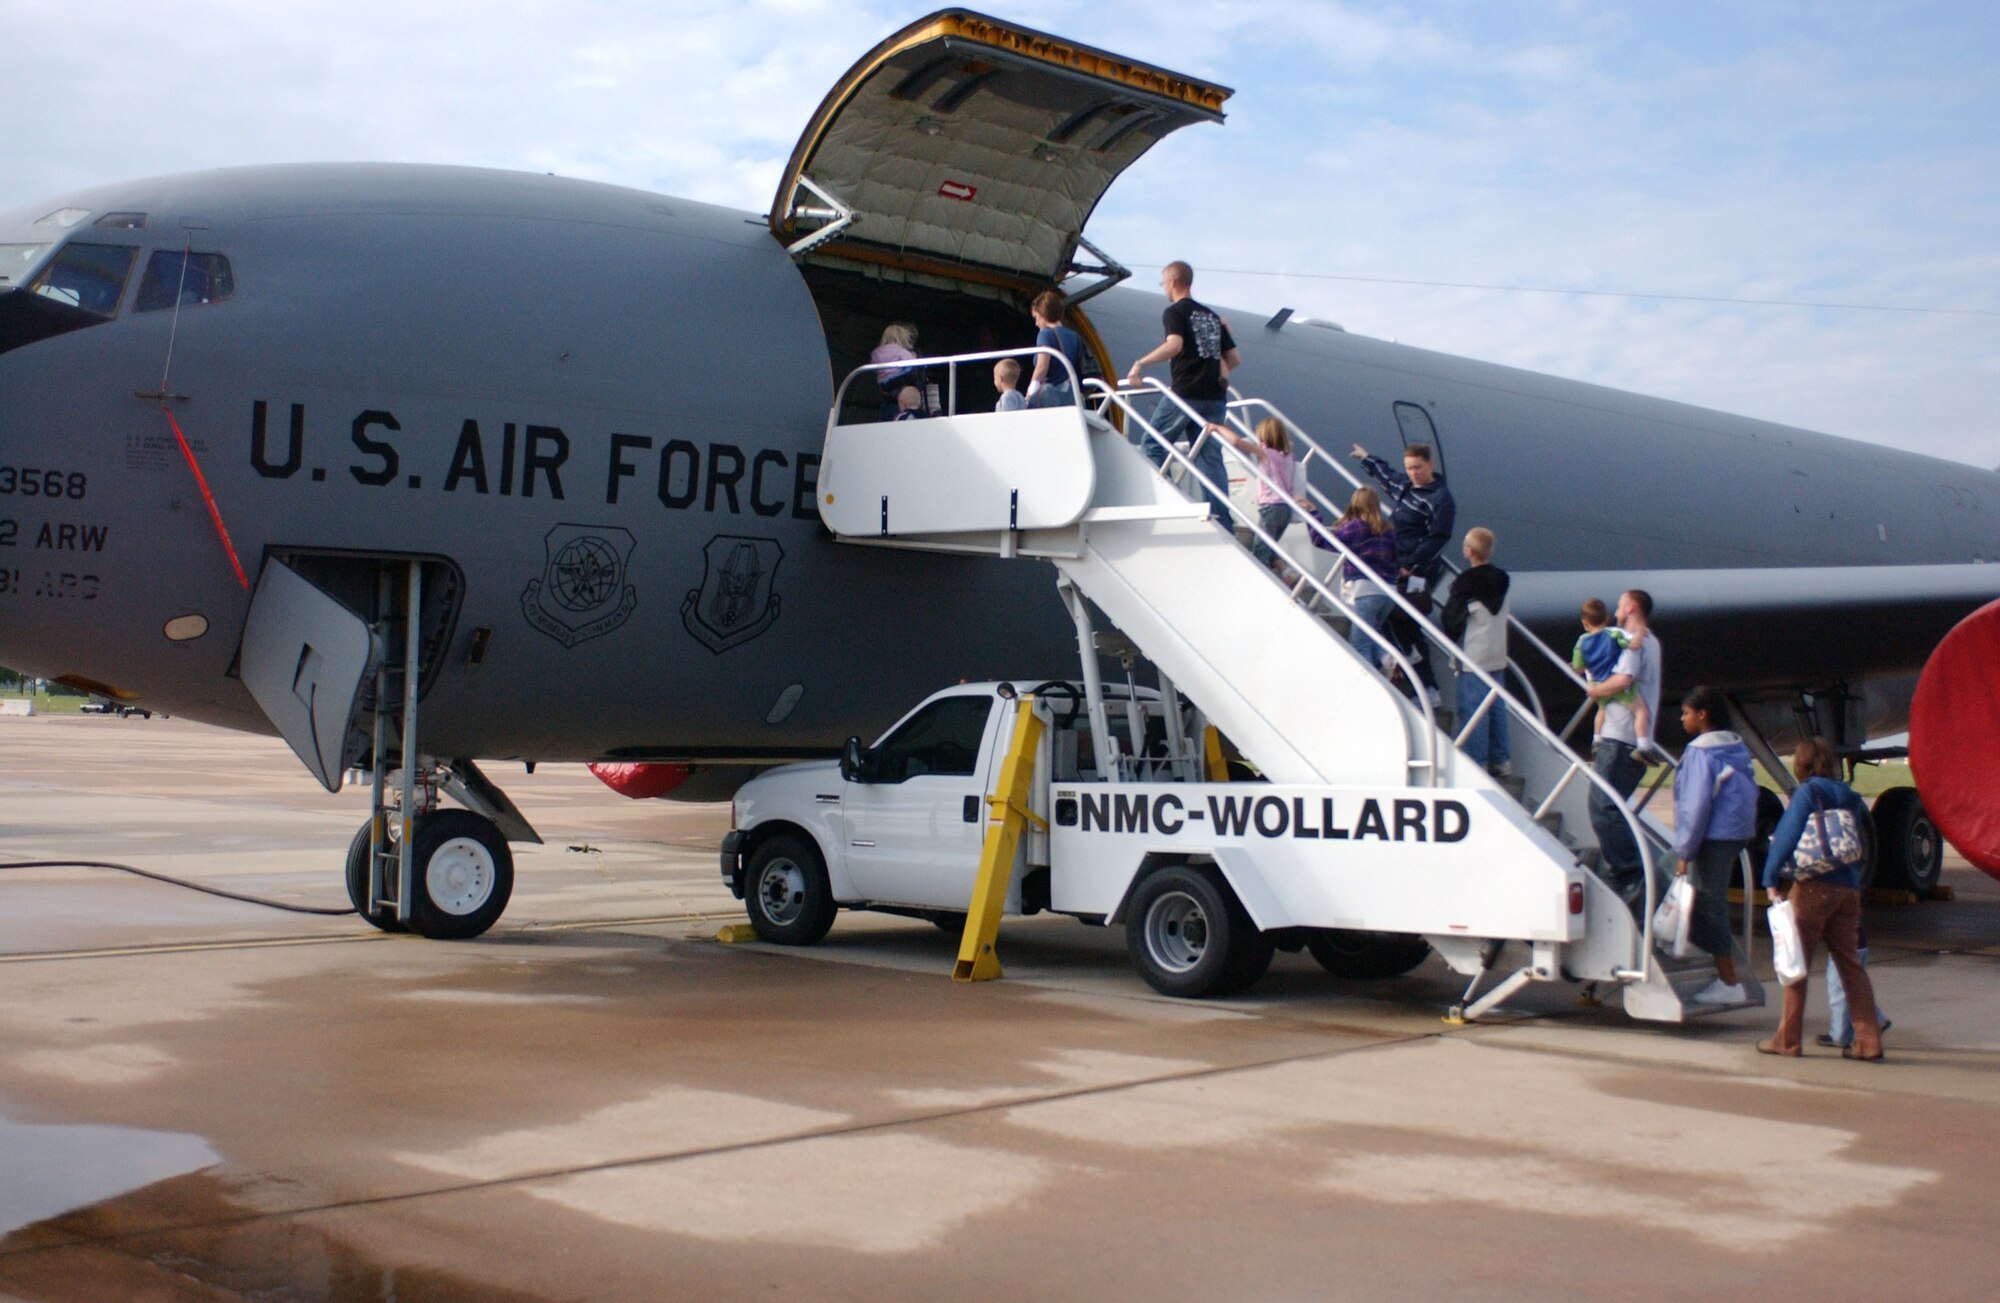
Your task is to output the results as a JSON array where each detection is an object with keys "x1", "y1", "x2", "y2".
[{"x1": 238, "y1": 559, "x2": 379, "y2": 793}]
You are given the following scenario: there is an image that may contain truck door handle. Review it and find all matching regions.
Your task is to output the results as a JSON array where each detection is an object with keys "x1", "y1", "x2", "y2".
[{"x1": 963, "y1": 795, "x2": 980, "y2": 823}]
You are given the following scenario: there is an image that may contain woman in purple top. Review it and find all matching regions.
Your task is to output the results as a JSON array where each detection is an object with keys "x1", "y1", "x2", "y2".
[{"x1": 1316, "y1": 487, "x2": 1397, "y2": 666}]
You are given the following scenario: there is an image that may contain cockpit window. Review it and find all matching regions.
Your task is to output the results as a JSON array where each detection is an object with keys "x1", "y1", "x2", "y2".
[
  {"x1": 135, "y1": 250, "x2": 234, "y2": 313},
  {"x1": 26, "y1": 243, "x2": 137, "y2": 317},
  {"x1": 34, "y1": 207, "x2": 90, "y2": 229},
  {"x1": 94, "y1": 211, "x2": 148, "y2": 230},
  {"x1": 0, "y1": 243, "x2": 52, "y2": 288}
]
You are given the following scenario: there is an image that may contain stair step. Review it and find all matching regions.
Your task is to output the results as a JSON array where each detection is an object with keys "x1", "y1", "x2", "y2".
[
  {"x1": 1497, "y1": 775, "x2": 1527, "y2": 802},
  {"x1": 1535, "y1": 811, "x2": 1564, "y2": 838},
  {"x1": 1577, "y1": 847, "x2": 1603, "y2": 870}
]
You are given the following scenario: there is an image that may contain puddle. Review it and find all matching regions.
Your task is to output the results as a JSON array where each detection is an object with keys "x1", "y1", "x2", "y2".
[
  {"x1": 0, "y1": 1168, "x2": 556, "y2": 1301},
  {"x1": 0, "y1": 1111, "x2": 217, "y2": 1236}
]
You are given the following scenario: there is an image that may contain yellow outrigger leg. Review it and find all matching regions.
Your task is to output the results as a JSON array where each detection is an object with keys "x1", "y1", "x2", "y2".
[{"x1": 953, "y1": 695, "x2": 1047, "y2": 982}]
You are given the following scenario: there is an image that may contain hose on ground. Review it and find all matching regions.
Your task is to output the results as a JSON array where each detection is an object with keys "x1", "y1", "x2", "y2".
[{"x1": 0, "y1": 859, "x2": 356, "y2": 916}]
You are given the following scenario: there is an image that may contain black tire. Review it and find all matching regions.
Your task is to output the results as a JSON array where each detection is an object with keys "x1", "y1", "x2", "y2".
[
  {"x1": 1855, "y1": 807, "x2": 1879, "y2": 895},
  {"x1": 1873, "y1": 787, "x2": 1943, "y2": 895},
  {"x1": 1304, "y1": 929, "x2": 1432, "y2": 979},
  {"x1": 743, "y1": 833, "x2": 837, "y2": 945},
  {"x1": 1123, "y1": 865, "x2": 1272, "y2": 998},
  {"x1": 406, "y1": 809, "x2": 514, "y2": 940},
  {"x1": 1745, "y1": 788, "x2": 1787, "y2": 886},
  {"x1": 344, "y1": 820, "x2": 405, "y2": 934}
]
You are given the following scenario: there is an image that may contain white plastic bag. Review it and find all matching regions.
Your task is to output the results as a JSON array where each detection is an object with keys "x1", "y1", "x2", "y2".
[
  {"x1": 1768, "y1": 899, "x2": 1808, "y2": 986},
  {"x1": 1651, "y1": 876, "x2": 1695, "y2": 958}
]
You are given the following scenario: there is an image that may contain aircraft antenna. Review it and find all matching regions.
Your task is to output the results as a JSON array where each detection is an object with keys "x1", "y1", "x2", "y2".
[{"x1": 157, "y1": 228, "x2": 196, "y2": 397}]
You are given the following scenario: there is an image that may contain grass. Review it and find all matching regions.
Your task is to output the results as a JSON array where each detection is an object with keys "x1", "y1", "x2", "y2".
[
  {"x1": 1642, "y1": 759, "x2": 1912, "y2": 799},
  {"x1": 0, "y1": 690, "x2": 89, "y2": 715}
]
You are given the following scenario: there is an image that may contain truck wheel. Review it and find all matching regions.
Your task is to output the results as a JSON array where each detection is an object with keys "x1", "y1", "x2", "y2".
[
  {"x1": 1873, "y1": 787, "x2": 1942, "y2": 895},
  {"x1": 407, "y1": 809, "x2": 514, "y2": 940},
  {"x1": 744, "y1": 834, "x2": 837, "y2": 945},
  {"x1": 343, "y1": 821, "x2": 404, "y2": 934},
  {"x1": 1125, "y1": 865, "x2": 1271, "y2": 998},
  {"x1": 1304, "y1": 929, "x2": 1431, "y2": 979}
]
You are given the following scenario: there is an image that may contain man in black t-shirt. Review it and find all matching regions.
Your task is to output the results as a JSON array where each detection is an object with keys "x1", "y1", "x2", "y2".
[{"x1": 1125, "y1": 261, "x2": 1241, "y2": 522}]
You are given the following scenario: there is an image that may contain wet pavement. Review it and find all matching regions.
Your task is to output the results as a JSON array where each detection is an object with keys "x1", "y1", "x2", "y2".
[{"x1": 2, "y1": 715, "x2": 1998, "y2": 1300}]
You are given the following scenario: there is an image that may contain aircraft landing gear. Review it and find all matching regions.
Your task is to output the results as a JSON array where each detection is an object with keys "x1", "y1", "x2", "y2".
[
  {"x1": 347, "y1": 805, "x2": 515, "y2": 939},
  {"x1": 348, "y1": 561, "x2": 525, "y2": 940},
  {"x1": 1872, "y1": 786, "x2": 1943, "y2": 895}
]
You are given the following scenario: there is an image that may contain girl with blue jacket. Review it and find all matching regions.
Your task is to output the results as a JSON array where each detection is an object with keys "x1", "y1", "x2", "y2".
[
  {"x1": 1671, "y1": 686, "x2": 1758, "y2": 1005},
  {"x1": 1758, "y1": 738, "x2": 1885, "y2": 1060}
]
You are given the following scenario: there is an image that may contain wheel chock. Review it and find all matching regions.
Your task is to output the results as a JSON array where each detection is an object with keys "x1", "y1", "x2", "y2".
[
  {"x1": 1441, "y1": 1006, "x2": 1467, "y2": 1026},
  {"x1": 713, "y1": 923, "x2": 760, "y2": 943},
  {"x1": 1929, "y1": 884, "x2": 1957, "y2": 901}
]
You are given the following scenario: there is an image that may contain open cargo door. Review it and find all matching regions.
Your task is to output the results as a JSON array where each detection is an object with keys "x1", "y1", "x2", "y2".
[{"x1": 772, "y1": 9, "x2": 1230, "y2": 298}]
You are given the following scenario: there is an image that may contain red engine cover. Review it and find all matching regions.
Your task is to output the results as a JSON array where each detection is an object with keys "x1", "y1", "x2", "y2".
[
  {"x1": 1909, "y1": 598, "x2": 2000, "y2": 879},
  {"x1": 587, "y1": 762, "x2": 691, "y2": 800}
]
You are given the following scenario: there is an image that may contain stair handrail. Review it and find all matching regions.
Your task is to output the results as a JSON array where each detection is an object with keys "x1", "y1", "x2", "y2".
[
  {"x1": 831, "y1": 345, "x2": 1084, "y2": 421},
  {"x1": 1119, "y1": 377, "x2": 1662, "y2": 972},
  {"x1": 1222, "y1": 390, "x2": 1601, "y2": 734},
  {"x1": 1080, "y1": 377, "x2": 1444, "y2": 783}
]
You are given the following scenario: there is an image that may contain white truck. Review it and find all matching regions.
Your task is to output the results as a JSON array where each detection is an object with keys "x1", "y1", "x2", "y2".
[{"x1": 721, "y1": 678, "x2": 1590, "y2": 999}]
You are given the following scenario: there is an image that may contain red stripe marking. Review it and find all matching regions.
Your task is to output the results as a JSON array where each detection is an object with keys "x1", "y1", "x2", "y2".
[{"x1": 160, "y1": 406, "x2": 249, "y2": 589}]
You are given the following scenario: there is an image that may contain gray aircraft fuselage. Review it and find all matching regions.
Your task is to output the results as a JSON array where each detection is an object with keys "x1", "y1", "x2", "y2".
[{"x1": 2, "y1": 163, "x2": 1996, "y2": 770}]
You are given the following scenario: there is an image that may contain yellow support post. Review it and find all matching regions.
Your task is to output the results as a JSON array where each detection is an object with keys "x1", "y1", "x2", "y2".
[
  {"x1": 954, "y1": 696, "x2": 1046, "y2": 982},
  {"x1": 1203, "y1": 725, "x2": 1229, "y2": 781}
]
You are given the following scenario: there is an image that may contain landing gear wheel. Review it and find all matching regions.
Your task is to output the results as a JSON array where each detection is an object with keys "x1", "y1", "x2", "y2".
[
  {"x1": 1304, "y1": 929, "x2": 1432, "y2": 979},
  {"x1": 343, "y1": 821, "x2": 405, "y2": 934},
  {"x1": 406, "y1": 809, "x2": 513, "y2": 940},
  {"x1": 1124, "y1": 865, "x2": 1272, "y2": 998},
  {"x1": 1873, "y1": 787, "x2": 1943, "y2": 895},
  {"x1": 1744, "y1": 788, "x2": 1786, "y2": 889},
  {"x1": 743, "y1": 834, "x2": 837, "y2": 945}
]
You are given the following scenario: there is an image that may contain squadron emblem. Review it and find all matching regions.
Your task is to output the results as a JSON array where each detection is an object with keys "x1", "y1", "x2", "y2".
[
  {"x1": 522, "y1": 523, "x2": 638, "y2": 648},
  {"x1": 682, "y1": 534, "x2": 784, "y2": 654}
]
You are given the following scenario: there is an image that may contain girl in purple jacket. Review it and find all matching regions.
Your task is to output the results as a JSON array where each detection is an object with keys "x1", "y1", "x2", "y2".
[
  {"x1": 1315, "y1": 487, "x2": 1397, "y2": 667},
  {"x1": 1671, "y1": 685, "x2": 1758, "y2": 1006}
]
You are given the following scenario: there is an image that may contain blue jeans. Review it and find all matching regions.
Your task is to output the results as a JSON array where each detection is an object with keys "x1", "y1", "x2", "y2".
[
  {"x1": 1028, "y1": 379, "x2": 1074, "y2": 409},
  {"x1": 1686, "y1": 838, "x2": 1745, "y2": 960},
  {"x1": 1138, "y1": 394, "x2": 1230, "y2": 522},
  {"x1": 1456, "y1": 673, "x2": 1511, "y2": 770},
  {"x1": 1251, "y1": 502, "x2": 1291, "y2": 567},
  {"x1": 1826, "y1": 947, "x2": 1886, "y2": 1046},
  {"x1": 1589, "y1": 738, "x2": 1648, "y2": 915},
  {"x1": 1347, "y1": 590, "x2": 1392, "y2": 667}
]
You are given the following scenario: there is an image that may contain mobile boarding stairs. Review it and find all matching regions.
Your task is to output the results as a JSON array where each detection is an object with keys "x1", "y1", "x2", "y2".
[{"x1": 817, "y1": 347, "x2": 1763, "y2": 1023}]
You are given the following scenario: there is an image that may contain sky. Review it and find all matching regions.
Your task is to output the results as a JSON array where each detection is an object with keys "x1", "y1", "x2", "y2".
[{"x1": 7, "y1": 0, "x2": 1997, "y2": 467}]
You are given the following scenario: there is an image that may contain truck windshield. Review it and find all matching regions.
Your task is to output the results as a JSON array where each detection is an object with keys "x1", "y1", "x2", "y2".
[{"x1": 0, "y1": 243, "x2": 52, "y2": 289}]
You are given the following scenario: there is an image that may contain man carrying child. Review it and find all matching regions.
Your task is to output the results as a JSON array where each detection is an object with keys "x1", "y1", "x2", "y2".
[{"x1": 1572, "y1": 598, "x2": 1650, "y2": 746}]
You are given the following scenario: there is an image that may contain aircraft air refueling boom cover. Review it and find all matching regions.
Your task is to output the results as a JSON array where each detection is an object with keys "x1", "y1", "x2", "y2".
[{"x1": 1909, "y1": 598, "x2": 2000, "y2": 879}]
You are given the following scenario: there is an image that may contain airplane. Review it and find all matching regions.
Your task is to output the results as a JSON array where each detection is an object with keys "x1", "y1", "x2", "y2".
[{"x1": 1, "y1": 9, "x2": 1995, "y2": 939}]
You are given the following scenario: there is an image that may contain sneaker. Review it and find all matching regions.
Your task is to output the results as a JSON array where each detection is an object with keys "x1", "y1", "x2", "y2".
[
  {"x1": 1488, "y1": 761, "x2": 1513, "y2": 779},
  {"x1": 1425, "y1": 686, "x2": 1443, "y2": 709},
  {"x1": 1691, "y1": 979, "x2": 1746, "y2": 1006}
]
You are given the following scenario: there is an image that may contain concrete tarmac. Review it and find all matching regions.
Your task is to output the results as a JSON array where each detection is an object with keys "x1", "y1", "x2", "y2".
[{"x1": 1, "y1": 715, "x2": 1997, "y2": 1300}]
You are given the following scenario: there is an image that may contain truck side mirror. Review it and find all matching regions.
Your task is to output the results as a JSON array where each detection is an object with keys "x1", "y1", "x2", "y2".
[{"x1": 840, "y1": 736, "x2": 868, "y2": 783}]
